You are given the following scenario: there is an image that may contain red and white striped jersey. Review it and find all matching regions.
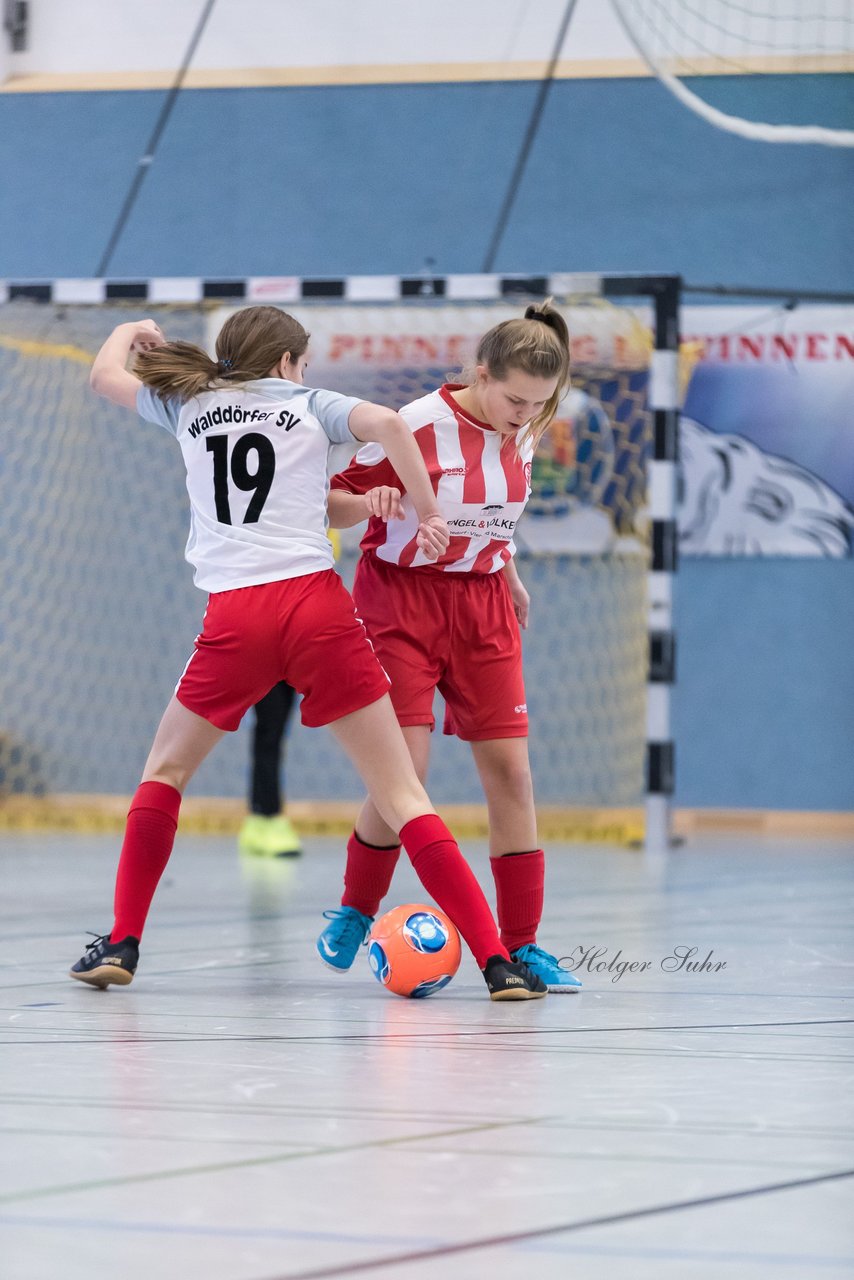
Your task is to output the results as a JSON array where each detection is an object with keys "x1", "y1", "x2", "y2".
[{"x1": 331, "y1": 385, "x2": 534, "y2": 574}]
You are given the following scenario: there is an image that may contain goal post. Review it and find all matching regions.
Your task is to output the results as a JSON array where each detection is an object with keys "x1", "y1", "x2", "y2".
[{"x1": 0, "y1": 272, "x2": 681, "y2": 850}]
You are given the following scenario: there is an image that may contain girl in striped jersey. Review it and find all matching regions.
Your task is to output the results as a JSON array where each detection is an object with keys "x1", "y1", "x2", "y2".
[
  {"x1": 318, "y1": 301, "x2": 582, "y2": 991},
  {"x1": 69, "y1": 305, "x2": 545, "y2": 1001}
]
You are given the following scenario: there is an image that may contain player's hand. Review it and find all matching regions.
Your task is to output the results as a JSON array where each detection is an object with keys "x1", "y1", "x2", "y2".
[
  {"x1": 128, "y1": 319, "x2": 166, "y2": 352},
  {"x1": 508, "y1": 576, "x2": 530, "y2": 629},
  {"x1": 365, "y1": 486, "x2": 404, "y2": 522},
  {"x1": 416, "y1": 512, "x2": 449, "y2": 561}
]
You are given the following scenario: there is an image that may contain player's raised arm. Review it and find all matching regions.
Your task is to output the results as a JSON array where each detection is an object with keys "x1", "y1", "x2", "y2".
[
  {"x1": 347, "y1": 403, "x2": 448, "y2": 559},
  {"x1": 90, "y1": 320, "x2": 166, "y2": 410}
]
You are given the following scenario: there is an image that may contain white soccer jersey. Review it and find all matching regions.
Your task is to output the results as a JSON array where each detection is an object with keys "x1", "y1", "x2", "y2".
[
  {"x1": 137, "y1": 379, "x2": 361, "y2": 592},
  {"x1": 331, "y1": 384, "x2": 534, "y2": 574}
]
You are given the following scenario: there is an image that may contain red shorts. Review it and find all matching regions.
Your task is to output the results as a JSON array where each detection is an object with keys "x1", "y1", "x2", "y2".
[
  {"x1": 176, "y1": 570, "x2": 390, "y2": 731},
  {"x1": 352, "y1": 552, "x2": 528, "y2": 741}
]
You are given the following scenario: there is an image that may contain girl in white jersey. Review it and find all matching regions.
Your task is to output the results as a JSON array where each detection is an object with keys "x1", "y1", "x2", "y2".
[
  {"x1": 317, "y1": 300, "x2": 582, "y2": 992},
  {"x1": 69, "y1": 305, "x2": 546, "y2": 1002}
]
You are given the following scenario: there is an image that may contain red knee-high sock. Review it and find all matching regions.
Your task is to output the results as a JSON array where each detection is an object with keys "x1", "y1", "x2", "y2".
[
  {"x1": 400, "y1": 814, "x2": 508, "y2": 969},
  {"x1": 341, "y1": 831, "x2": 401, "y2": 917},
  {"x1": 111, "y1": 781, "x2": 182, "y2": 942},
  {"x1": 490, "y1": 849, "x2": 545, "y2": 953}
]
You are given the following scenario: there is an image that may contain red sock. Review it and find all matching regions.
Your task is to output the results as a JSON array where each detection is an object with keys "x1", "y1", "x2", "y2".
[
  {"x1": 111, "y1": 781, "x2": 182, "y2": 942},
  {"x1": 490, "y1": 849, "x2": 545, "y2": 953},
  {"x1": 400, "y1": 814, "x2": 508, "y2": 969},
  {"x1": 341, "y1": 831, "x2": 401, "y2": 917}
]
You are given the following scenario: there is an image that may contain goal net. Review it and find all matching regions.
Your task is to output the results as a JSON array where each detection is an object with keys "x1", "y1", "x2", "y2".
[
  {"x1": 0, "y1": 288, "x2": 653, "y2": 825},
  {"x1": 612, "y1": 0, "x2": 854, "y2": 147}
]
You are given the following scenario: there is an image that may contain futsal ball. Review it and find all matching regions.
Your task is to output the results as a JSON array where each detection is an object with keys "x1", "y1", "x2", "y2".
[{"x1": 367, "y1": 904, "x2": 461, "y2": 998}]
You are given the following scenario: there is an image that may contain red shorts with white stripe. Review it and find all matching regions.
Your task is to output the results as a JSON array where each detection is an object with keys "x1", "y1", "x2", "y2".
[
  {"x1": 352, "y1": 552, "x2": 528, "y2": 741},
  {"x1": 176, "y1": 570, "x2": 390, "y2": 732}
]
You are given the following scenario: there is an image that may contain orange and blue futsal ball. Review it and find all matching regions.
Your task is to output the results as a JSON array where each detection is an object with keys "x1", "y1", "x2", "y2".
[{"x1": 367, "y1": 904, "x2": 461, "y2": 998}]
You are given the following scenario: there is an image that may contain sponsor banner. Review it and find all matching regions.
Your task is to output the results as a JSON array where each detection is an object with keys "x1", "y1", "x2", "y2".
[{"x1": 680, "y1": 306, "x2": 854, "y2": 557}]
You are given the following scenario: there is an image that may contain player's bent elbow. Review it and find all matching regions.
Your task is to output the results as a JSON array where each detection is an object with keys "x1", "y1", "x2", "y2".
[
  {"x1": 90, "y1": 368, "x2": 140, "y2": 410},
  {"x1": 373, "y1": 412, "x2": 410, "y2": 452},
  {"x1": 350, "y1": 403, "x2": 405, "y2": 446},
  {"x1": 90, "y1": 367, "x2": 120, "y2": 399}
]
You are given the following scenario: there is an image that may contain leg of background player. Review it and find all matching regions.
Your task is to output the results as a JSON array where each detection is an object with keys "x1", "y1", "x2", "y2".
[{"x1": 239, "y1": 680, "x2": 302, "y2": 857}]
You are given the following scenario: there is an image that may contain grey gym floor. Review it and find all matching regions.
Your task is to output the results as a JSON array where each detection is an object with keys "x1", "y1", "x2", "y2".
[{"x1": 1, "y1": 831, "x2": 852, "y2": 1280}]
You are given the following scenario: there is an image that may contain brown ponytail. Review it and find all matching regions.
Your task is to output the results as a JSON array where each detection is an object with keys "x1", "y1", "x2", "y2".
[{"x1": 135, "y1": 305, "x2": 310, "y2": 402}]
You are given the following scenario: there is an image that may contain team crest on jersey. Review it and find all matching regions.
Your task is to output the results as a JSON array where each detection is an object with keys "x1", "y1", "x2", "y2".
[{"x1": 524, "y1": 461, "x2": 532, "y2": 488}]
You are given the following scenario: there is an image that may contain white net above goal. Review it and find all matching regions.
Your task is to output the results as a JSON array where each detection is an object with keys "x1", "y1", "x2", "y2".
[{"x1": 612, "y1": 0, "x2": 854, "y2": 146}]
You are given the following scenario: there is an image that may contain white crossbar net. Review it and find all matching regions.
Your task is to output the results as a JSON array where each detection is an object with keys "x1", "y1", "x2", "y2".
[{"x1": 612, "y1": 0, "x2": 854, "y2": 145}]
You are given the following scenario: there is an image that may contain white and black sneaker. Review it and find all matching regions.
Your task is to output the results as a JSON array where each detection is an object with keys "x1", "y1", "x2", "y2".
[
  {"x1": 70, "y1": 933, "x2": 139, "y2": 988},
  {"x1": 482, "y1": 954, "x2": 548, "y2": 1001}
]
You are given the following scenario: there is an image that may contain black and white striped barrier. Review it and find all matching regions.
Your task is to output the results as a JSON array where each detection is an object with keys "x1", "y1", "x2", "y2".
[{"x1": 1, "y1": 271, "x2": 650, "y2": 305}]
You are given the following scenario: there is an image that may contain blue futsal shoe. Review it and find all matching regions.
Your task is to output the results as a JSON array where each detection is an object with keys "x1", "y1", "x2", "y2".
[
  {"x1": 510, "y1": 943, "x2": 582, "y2": 992},
  {"x1": 316, "y1": 906, "x2": 374, "y2": 972}
]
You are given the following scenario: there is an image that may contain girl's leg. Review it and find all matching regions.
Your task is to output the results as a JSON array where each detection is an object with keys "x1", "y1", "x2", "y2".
[
  {"x1": 469, "y1": 736, "x2": 538, "y2": 855},
  {"x1": 112, "y1": 697, "x2": 225, "y2": 940},
  {"x1": 335, "y1": 725, "x2": 431, "y2": 917},
  {"x1": 141, "y1": 695, "x2": 226, "y2": 789},
  {"x1": 328, "y1": 697, "x2": 509, "y2": 970},
  {"x1": 471, "y1": 737, "x2": 581, "y2": 990},
  {"x1": 470, "y1": 737, "x2": 543, "y2": 953},
  {"x1": 353, "y1": 724, "x2": 432, "y2": 846}
]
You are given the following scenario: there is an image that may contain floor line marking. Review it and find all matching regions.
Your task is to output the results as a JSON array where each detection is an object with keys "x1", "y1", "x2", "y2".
[
  {"x1": 0, "y1": 1116, "x2": 546, "y2": 1206},
  {"x1": 258, "y1": 1168, "x2": 854, "y2": 1279},
  {"x1": 3, "y1": 1017, "x2": 852, "y2": 1048}
]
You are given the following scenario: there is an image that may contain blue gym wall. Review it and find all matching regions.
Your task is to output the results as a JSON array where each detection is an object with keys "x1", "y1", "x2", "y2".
[
  {"x1": 674, "y1": 560, "x2": 854, "y2": 810},
  {"x1": 2, "y1": 75, "x2": 852, "y2": 284},
  {"x1": 2, "y1": 71, "x2": 852, "y2": 810}
]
